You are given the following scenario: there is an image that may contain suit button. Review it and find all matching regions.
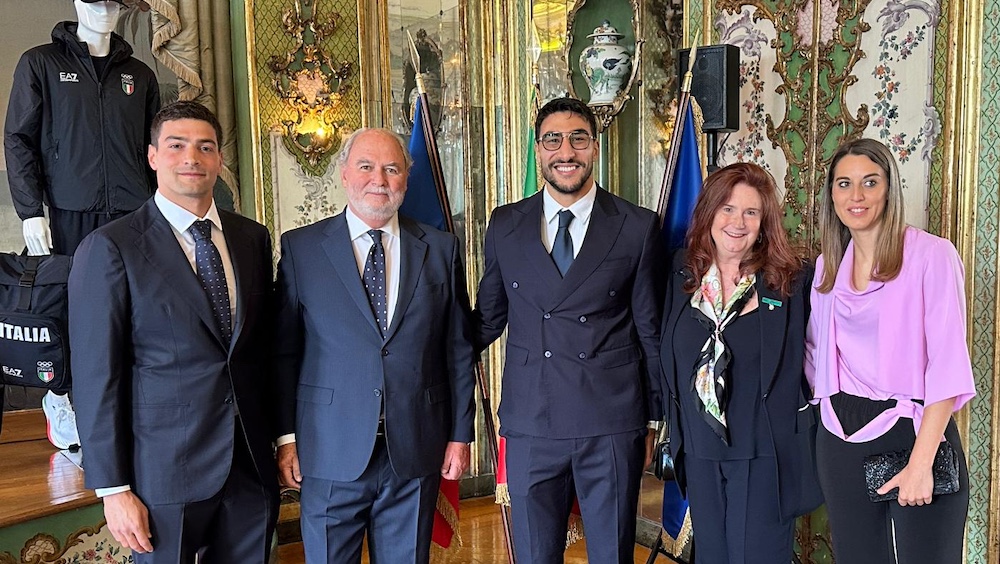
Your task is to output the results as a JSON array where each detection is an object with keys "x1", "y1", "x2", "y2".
[
  {"x1": 579, "y1": 315, "x2": 587, "y2": 323},
  {"x1": 382, "y1": 349, "x2": 389, "y2": 356},
  {"x1": 544, "y1": 350, "x2": 552, "y2": 358},
  {"x1": 512, "y1": 281, "x2": 519, "y2": 289},
  {"x1": 543, "y1": 313, "x2": 551, "y2": 319},
  {"x1": 609, "y1": 290, "x2": 617, "y2": 297},
  {"x1": 578, "y1": 352, "x2": 587, "y2": 359},
  {"x1": 224, "y1": 397, "x2": 234, "y2": 404},
  {"x1": 374, "y1": 389, "x2": 382, "y2": 397}
]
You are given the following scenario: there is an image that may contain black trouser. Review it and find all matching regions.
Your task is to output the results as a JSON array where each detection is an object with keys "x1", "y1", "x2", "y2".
[
  {"x1": 49, "y1": 208, "x2": 129, "y2": 256},
  {"x1": 816, "y1": 394, "x2": 969, "y2": 564}
]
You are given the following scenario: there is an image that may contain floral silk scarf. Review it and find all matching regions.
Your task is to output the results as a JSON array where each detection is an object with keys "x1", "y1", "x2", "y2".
[{"x1": 689, "y1": 263, "x2": 756, "y2": 445}]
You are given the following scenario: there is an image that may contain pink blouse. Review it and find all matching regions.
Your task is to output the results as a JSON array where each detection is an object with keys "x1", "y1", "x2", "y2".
[{"x1": 805, "y1": 227, "x2": 976, "y2": 442}]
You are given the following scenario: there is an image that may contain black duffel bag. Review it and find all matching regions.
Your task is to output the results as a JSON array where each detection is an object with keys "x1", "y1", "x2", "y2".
[{"x1": 0, "y1": 253, "x2": 72, "y2": 391}]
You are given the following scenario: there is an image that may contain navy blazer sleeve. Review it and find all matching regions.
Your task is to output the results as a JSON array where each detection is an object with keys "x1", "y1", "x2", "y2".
[
  {"x1": 634, "y1": 212, "x2": 668, "y2": 421},
  {"x1": 70, "y1": 230, "x2": 134, "y2": 490}
]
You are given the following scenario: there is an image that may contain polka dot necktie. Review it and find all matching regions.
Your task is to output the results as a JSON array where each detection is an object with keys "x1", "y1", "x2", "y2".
[
  {"x1": 190, "y1": 220, "x2": 232, "y2": 346},
  {"x1": 363, "y1": 229, "x2": 389, "y2": 337},
  {"x1": 551, "y1": 209, "x2": 575, "y2": 277}
]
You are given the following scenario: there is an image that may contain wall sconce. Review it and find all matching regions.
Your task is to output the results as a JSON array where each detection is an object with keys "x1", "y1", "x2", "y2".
[{"x1": 269, "y1": 0, "x2": 352, "y2": 174}]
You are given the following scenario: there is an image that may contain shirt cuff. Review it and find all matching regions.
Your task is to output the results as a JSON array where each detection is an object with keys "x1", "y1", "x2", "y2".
[
  {"x1": 96, "y1": 485, "x2": 131, "y2": 497},
  {"x1": 276, "y1": 433, "x2": 296, "y2": 447}
]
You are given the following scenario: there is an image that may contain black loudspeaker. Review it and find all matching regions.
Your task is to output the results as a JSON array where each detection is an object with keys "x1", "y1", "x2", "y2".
[{"x1": 677, "y1": 45, "x2": 740, "y2": 133}]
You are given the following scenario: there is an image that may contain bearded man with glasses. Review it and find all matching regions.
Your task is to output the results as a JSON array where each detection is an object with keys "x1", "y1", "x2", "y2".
[{"x1": 472, "y1": 97, "x2": 668, "y2": 563}]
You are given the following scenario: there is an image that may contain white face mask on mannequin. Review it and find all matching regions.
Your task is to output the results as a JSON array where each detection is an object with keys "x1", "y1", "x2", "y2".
[{"x1": 74, "y1": 1, "x2": 122, "y2": 39}]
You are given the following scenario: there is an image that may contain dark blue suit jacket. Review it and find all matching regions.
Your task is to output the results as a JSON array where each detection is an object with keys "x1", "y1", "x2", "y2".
[
  {"x1": 70, "y1": 199, "x2": 278, "y2": 504},
  {"x1": 273, "y1": 212, "x2": 476, "y2": 482},
  {"x1": 474, "y1": 188, "x2": 667, "y2": 439},
  {"x1": 660, "y1": 250, "x2": 824, "y2": 520}
]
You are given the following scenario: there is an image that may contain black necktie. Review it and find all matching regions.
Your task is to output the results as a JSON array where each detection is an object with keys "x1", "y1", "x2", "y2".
[
  {"x1": 363, "y1": 229, "x2": 389, "y2": 336},
  {"x1": 190, "y1": 220, "x2": 232, "y2": 345},
  {"x1": 551, "y1": 209, "x2": 575, "y2": 277}
]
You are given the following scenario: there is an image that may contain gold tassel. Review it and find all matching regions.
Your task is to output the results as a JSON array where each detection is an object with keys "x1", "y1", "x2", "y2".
[
  {"x1": 565, "y1": 513, "x2": 586, "y2": 547},
  {"x1": 495, "y1": 483, "x2": 511, "y2": 506},
  {"x1": 435, "y1": 490, "x2": 462, "y2": 546}
]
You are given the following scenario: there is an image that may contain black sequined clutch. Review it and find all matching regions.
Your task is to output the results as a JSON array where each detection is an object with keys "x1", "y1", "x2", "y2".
[{"x1": 863, "y1": 441, "x2": 960, "y2": 502}]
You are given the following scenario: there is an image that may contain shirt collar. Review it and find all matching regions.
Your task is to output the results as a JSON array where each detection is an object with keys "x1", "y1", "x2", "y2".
[
  {"x1": 345, "y1": 206, "x2": 400, "y2": 243},
  {"x1": 154, "y1": 191, "x2": 222, "y2": 234},
  {"x1": 542, "y1": 182, "x2": 598, "y2": 225}
]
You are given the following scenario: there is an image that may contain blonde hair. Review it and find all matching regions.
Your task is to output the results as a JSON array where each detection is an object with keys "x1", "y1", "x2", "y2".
[{"x1": 816, "y1": 138, "x2": 906, "y2": 293}]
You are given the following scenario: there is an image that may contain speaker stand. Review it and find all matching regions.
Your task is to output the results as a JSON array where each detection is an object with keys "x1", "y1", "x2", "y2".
[{"x1": 705, "y1": 132, "x2": 720, "y2": 174}]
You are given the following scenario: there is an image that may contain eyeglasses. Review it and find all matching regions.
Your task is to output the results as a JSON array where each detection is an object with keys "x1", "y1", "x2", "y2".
[{"x1": 538, "y1": 131, "x2": 595, "y2": 151}]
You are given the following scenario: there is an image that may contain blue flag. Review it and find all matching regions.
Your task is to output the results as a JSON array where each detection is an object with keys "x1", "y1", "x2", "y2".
[
  {"x1": 400, "y1": 96, "x2": 449, "y2": 232},
  {"x1": 662, "y1": 103, "x2": 703, "y2": 249}
]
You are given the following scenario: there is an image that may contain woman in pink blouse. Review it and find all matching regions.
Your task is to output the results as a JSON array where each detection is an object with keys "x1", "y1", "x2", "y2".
[{"x1": 806, "y1": 138, "x2": 975, "y2": 563}]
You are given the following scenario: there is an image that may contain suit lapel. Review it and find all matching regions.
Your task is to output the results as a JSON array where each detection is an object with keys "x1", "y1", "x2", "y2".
[
  {"x1": 321, "y1": 213, "x2": 382, "y2": 338},
  {"x1": 132, "y1": 200, "x2": 225, "y2": 347},
  {"x1": 384, "y1": 218, "x2": 428, "y2": 343},
  {"x1": 548, "y1": 188, "x2": 624, "y2": 309},
  {"x1": 757, "y1": 278, "x2": 788, "y2": 398},
  {"x1": 511, "y1": 194, "x2": 564, "y2": 288},
  {"x1": 221, "y1": 213, "x2": 251, "y2": 351}
]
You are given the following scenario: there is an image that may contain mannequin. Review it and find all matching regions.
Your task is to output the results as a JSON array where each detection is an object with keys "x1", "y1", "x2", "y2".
[
  {"x1": 4, "y1": 0, "x2": 160, "y2": 449},
  {"x1": 21, "y1": 0, "x2": 126, "y2": 256}
]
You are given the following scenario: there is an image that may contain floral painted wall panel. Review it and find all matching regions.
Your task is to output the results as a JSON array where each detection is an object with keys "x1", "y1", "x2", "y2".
[
  {"x1": 269, "y1": 130, "x2": 346, "y2": 241},
  {"x1": 846, "y1": 0, "x2": 939, "y2": 229},
  {"x1": 715, "y1": 7, "x2": 789, "y2": 185},
  {"x1": 712, "y1": 0, "x2": 936, "y2": 247}
]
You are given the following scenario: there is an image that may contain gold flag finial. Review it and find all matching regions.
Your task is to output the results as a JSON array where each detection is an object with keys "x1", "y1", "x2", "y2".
[{"x1": 406, "y1": 30, "x2": 426, "y2": 95}]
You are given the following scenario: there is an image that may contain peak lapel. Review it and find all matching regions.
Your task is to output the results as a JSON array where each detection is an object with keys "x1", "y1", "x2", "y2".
[
  {"x1": 132, "y1": 201, "x2": 226, "y2": 348},
  {"x1": 321, "y1": 215, "x2": 382, "y2": 338},
  {"x1": 548, "y1": 189, "x2": 623, "y2": 309},
  {"x1": 512, "y1": 194, "x2": 565, "y2": 287}
]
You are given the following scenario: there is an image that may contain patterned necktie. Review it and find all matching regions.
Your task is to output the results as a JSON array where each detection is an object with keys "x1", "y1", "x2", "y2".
[
  {"x1": 363, "y1": 229, "x2": 389, "y2": 337},
  {"x1": 190, "y1": 220, "x2": 232, "y2": 346},
  {"x1": 551, "y1": 209, "x2": 575, "y2": 277}
]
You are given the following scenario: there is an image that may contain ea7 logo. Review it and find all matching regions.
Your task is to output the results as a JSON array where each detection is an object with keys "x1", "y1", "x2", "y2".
[
  {"x1": 2, "y1": 365, "x2": 23, "y2": 378},
  {"x1": 59, "y1": 72, "x2": 79, "y2": 82}
]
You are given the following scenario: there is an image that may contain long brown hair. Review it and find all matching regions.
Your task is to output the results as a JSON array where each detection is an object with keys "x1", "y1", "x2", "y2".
[
  {"x1": 683, "y1": 162, "x2": 801, "y2": 296},
  {"x1": 816, "y1": 138, "x2": 906, "y2": 293}
]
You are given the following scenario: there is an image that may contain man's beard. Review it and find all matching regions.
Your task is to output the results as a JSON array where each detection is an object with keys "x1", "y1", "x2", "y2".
[{"x1": 541, "y1": 160, "x2": 593, "y2": 195}]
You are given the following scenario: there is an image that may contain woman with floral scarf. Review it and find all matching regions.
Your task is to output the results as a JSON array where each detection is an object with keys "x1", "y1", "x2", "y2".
[{"x1": 659, "y1": 163, "x2": 822, "y2": 564}]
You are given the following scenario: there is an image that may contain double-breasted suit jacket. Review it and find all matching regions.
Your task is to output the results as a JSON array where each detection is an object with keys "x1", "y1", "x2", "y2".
[
  {"x1": 273, "y1": 212, "x2": 476, "y2": 482},
  {"x1": 475, "y1": 188, "x2": 667, "y2": 438},
  {"x1": 70, "y1": 199, "x2": 278, "y2": 503}
]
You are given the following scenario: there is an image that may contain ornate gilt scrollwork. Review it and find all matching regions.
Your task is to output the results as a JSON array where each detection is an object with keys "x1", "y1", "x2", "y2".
[
  {"x1": 715, "y1": 0, "x2": 871, "y2": 250},
  {"x1": 268, "y1": 0, "x2": 353, "y2": 174}
]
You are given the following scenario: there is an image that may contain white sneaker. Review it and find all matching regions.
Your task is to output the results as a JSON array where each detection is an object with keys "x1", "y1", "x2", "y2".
[{"x1": 41, "y1": 391, "x2": 81, "y2": 450}]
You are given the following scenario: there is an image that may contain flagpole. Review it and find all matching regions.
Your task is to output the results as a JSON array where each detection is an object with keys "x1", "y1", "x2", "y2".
[
  {"x1": 407, "y1": 32, "x2": 515, "y2": 563},
  {"x1": 656, "y1": 32, "x2": 700, "y2": 224}
]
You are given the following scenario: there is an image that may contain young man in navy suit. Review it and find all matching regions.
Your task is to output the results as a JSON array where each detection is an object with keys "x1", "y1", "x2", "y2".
[
  {"x1": 70, "y1": 101, "x2": 279, "y2": 562},
  {"x1": 273, "y1": 128, "x2": 476, "y2": 563},
  {"x1": 474, "y1": 97, "x2": 667, "y2": 563}
]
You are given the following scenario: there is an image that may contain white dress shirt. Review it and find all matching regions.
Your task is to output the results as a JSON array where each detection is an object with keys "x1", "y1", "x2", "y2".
[
  {"x1": 541, "y1": 183, "x2": 597, "y2": 258},
  {"x1": 275, "y1": 208, "x2": 402, "y2": 448},
  {"x1": 97, "y1": 193, "x2": 237, "y2": 498}
]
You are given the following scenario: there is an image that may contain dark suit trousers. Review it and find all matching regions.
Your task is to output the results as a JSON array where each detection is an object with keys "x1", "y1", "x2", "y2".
[
  {"x1": 505, "y1": 429, "x2": 646, "y2": 564},
  {"x1": 682, "y1": 456, "x2": 794, "y2": 564},
  {"x1": 134, "y1": 428, "x2": 278, "y2": 564},
  {"x1": 299, "y1": 436, "x2": 441, "y2": 564},
  {"x1": 816, "y1": 404, "x2": 969, "y2": 564}
]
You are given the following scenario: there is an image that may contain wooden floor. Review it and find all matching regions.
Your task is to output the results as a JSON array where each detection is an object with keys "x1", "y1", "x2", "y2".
[{"x1": 276, "y1": 496, "x2": 676, "y2": 563}]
